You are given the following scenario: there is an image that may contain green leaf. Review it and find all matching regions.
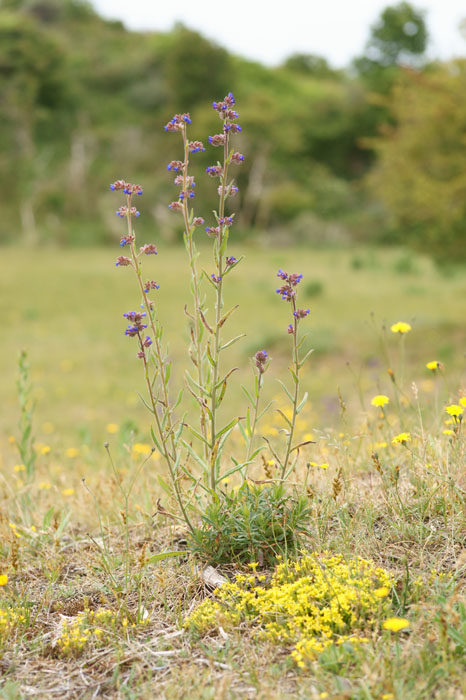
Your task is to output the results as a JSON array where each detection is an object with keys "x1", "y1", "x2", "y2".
[
  {"x1": 241, "y1": 385, "x2": 255, "y2": 406},
  {"x1": 137, "y1": 392, "x2": 155, "y2": 415},
  {"x1": 277, "y1": 379, "x2": 294, "y2": 403},
  {"x1": 275, "y1": 408, "x2": 292, "y2": 428},
  {"x1": 220, "y1": 334, "x2": 245, "y2": 351},
  {"x1": 145, "y1": 551, "x2": 186, "y2": 565},
  {"x1": 296, "y1": 392, "x2": 308, "y2": 414},
  {"x1": 299, "y1": 348, "x2": 314, "y2": 369}
]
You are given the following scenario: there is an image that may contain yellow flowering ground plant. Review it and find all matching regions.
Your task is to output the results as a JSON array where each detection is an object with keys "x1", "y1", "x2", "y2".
[{"x1": 185, "y1": 552, "x2": 393, "y2": 667}]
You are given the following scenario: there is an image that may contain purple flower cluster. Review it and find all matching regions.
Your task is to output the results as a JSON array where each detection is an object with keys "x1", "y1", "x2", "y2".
[
  {"x1": 164, "y1": 113, "x2": 192, "y2": 132},
  {"x1": 293, "y1": 308, "x2": 310, "y2": 319},
  {"x1": 143, "y1": 280, "x2": 160, "y2": 294},
  {"x1": 116, "y1": 206, "x2": 140, "y2": 218},
  {"x1": 124, "y1": 311, "x2": 148, "y2": 337},
  {"x1": 120, "y1": 235, "x2": 135, "y2": 247},
  {"x1": 110, "y1": 180, "x2": 143, "y2": 196},
  {"x1": 164, "y1": 116, "x2": 205, "y2": 212},
  {"x1": 167, "y1": 161, "x2": 184, "y2": 172},
  {"x1": 139, "y1": 244, "x2": 157, "y2": 255},
  {"x1": 188, "y1": 140, "x2": 205, "y2": 153},
  {"x1": 276, "y1": 270, "x2": 303, "y2": 301},
  {"x1": 255, "y1": 350, "x2": 268, "y2": 374}
]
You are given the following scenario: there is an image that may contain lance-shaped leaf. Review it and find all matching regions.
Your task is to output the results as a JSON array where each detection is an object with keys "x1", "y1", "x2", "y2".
[
  {"x1": 218, "y1": 304, "x2": 239, "y2": 328},
  {"x1": 220, "y1": 334, "x2": 246, "y2": 351}
]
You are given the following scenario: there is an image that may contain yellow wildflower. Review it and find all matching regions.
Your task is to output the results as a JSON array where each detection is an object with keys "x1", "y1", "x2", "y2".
[
  {"x1": 131, "y1": 443, "x2": 152, "y2": 457},
  {"x1": 62, "y1": 488, "x2": 75, "y2": 497},
  {"x1": 460, "y1": 397, "x2": 466, "y2": 408},
  {"x1": 382, "y1": 694, "x2": 395, "y2": 700},
  {"x1": 374, "y1": 586, "x2": 390, "y2": 598},
  {"x1": 106, "y1": 423, "x2": 119, "y2": 434},
  {"x1": 65, "y1": 447, "x2": 80, "y2": 458},
  {"x1": 445, "y1": 405, "x2": 463, "y2": 420},
  {"x1": 35, "y1": 443, "x2": 51, "y2": 455},
  {"x1": 0, "y1": 575, "x2": 8, "y2": 586},
  {"x1": 426, "y1": 360, "x2": 442, "y2": 371},
  {"x1": 8, "y1": 435, "x2": 16, "y2": 444},
  {"x1": 319, "y1": 463, "x2": 329, "y2": 469},
  {"x1": 383, "y1": 617, "x2": 410, "y2": 632},
  {"x1": 374, "y1": 441, "x2": 388, "y2": 449},
  {"x1": 371, "y1": 395, "x2": 389, "y2": 408},
  {"x1": 39, "y1": 482, "x2": 52, "y2": 490},
  {"x1": 13, "y1": 465, "x2": 26, "y2": 473},
  {"x1": 443, "y1": 430, "x2": 454, "y2": 436},
  {"x1": 390, "y1": 322, "x2": 411, "y2": 334},
  {"x1": 392, "y1": 432, "x2": 411, "y2": 445}
]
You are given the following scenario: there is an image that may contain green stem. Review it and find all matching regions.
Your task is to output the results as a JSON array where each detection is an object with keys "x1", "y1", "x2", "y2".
[
  {"x1": 126, "y1": 199, "x2": 195, "y2": 534},
  {"x1": 281, "y1": 298, "x2": 299, "y2": 479},
  {"x1": 209, "y1": 134, "x2": 230, "y2": 491}
]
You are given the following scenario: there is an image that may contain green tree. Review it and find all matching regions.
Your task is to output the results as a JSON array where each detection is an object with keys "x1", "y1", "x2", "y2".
[
  {"x1": 163, "y1": 25, "x2": 233, "y2": 109},
  {"x1": 354, "y1": 2, "x2": 428, "y2": 92},
  {"x1": 365, "y1": 61, "x2": 466, "y2": 262}
]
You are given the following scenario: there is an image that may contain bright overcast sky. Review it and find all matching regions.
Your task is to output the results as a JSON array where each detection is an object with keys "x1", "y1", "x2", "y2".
[{"x1": 91, "y1": 0, "x2": 465, "y2": 67}]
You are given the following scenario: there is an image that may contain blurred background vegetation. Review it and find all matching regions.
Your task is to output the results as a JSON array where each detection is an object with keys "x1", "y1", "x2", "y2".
[{"x1": 1, "y1": 0, "x2": 465, "y2": 262}]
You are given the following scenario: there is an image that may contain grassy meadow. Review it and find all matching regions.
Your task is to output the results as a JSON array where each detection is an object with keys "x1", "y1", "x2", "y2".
[{"x1": 0, "y1": 243, "x2": 465, "y2": 699}]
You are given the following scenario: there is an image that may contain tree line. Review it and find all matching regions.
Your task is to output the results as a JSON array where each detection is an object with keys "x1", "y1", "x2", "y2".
[{"x1": 1, "y1": 0, "x2": 465, "y2": 261}]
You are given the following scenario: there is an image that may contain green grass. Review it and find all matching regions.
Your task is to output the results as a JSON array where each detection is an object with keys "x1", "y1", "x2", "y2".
[
  {"x1": 1, "y1": 244, "x2": 464, "y2": 443},
  {"x1": 0, "y1": 243, "x2": 465, "y2": 699}
]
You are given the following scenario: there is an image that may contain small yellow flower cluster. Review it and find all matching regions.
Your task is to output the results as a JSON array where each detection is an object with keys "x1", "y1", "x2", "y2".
[
  {"x1": 57, "y1": 607, "x2": 117, "y2": 655},
  {"x1": 185, "y1": 552, "x2": 393, "y2": 667},
  {"x1": 56, "y1": 606, "x2": 149, "y2": 656},
  {"x1": 0, "y1": 606, "x2": 27, "y2": 640}
]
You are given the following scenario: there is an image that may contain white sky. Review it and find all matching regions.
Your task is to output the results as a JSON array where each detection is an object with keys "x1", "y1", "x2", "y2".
[{"x1": 91, "y1": 0, "x2": 465, "y2": 67}]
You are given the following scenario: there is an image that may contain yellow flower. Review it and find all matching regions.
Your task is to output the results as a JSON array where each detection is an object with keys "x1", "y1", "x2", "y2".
[
  {"x1": 374, "y1": 441, "x2": 388, "y2": 449},
  {"x1": 65, "y1": 447, "x2": 80, "y2": 458},
  {"x1": 371, "y1": 395, "x2": 389, "y2": 408},
  {"x1": 392, "y1": 432, "x2": 411, "y2": 445},
  {"x1": 13, "y1": 464, "x2": 26, "y2": 473},
  {"x1": 319, "y1": 463, "x2": 329, "y2": 469},
  {"x1": 8, "y1": 435, "x2": 16, "y2": 444},
  {"x1": 320, "y1": 694, "x2": 329, "y2": 699},
  {"x1": 460, "y1": 397, "x2": 466, "y2": 408},
  {"x1": 382, "y1": 694, "x2": 394, "y2": 699},
  {"x1": 131, "y1": 443, "x2": 153, "y2": 457},
  {"x1": 426, "y1": 360, "x2": 442, "y2": 371},
  {"x1": 39, "y1": 482, "x2": 52, "y2": 490},
  {"x1": 443, "y1": 429, "x2": 454, "y2": 436},
  {"x1": 62, "y1": 488, "x2": 75, "y2": 497},
  {"x1": 34, "y1": 442, "x2": 51, "y2": 455},
  {"x1": 106, "y1": 423, "x2": 119, "y2": 434},
  {"x1": 374, "y1": 586, "x2": 390, "y2": 598},
  {"x1": 390, "y1": 322, "x2": 411, "y2": 334},
  {"x1": 0, "y1": 575, "x2": 8, "y2": 586},
  {"x1": 383, "y1": 617, "x2": 410, "y2": 632},
  {"x1": 445, "y1": 405, "x2": 463, "y2": 420}
]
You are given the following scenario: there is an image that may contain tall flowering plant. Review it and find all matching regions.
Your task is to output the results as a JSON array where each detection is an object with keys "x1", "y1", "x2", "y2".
[{"x1": 109, "y1": 93, "x2": 312, "y2": 555}]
